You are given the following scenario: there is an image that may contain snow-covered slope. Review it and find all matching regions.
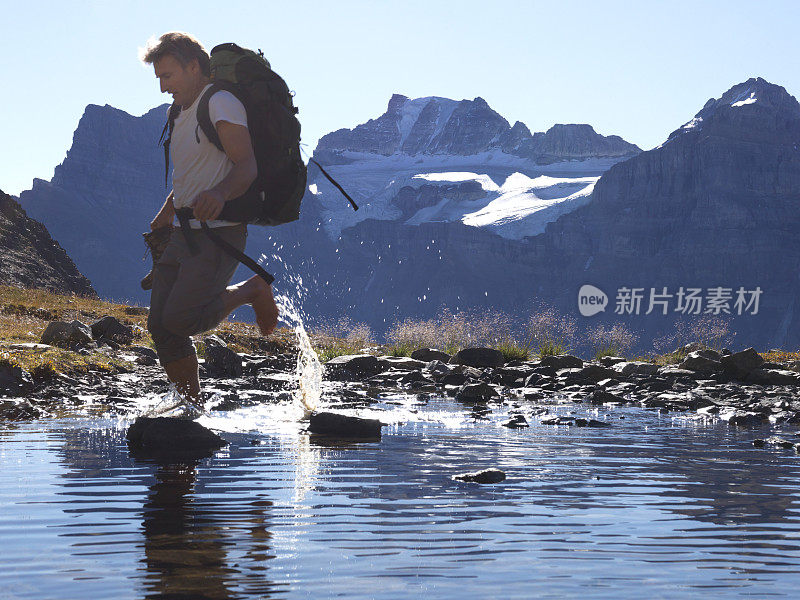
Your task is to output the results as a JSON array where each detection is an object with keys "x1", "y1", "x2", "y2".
[{"x1": 309, "y1": 94, "x2": 639, "y2": 240}]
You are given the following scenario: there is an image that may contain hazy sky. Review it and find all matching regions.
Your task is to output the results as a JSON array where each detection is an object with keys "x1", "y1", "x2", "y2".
[{"x1": 2, "y1": 0, "x2": 799, "y2": 196}]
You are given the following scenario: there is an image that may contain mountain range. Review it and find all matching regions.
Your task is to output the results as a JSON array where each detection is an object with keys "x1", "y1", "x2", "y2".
[{"x1": 13, "y1": 77, "x2": 800, "y2": 351}]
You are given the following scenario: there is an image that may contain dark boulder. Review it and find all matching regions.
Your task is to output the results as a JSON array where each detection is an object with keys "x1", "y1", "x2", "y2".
[
  {"x1": 40, "y1": 320, "x2": 94, "y2": 349},
  {"x1": 325, "y1": 354, "x2": 381, "y2": 377},
  {"x1": 455, "y1": 382, "x2": 498, "y2": 403},
  {"x1": 502, "y1": 414, "x2": 529, "y2": 428},
  {"x1": 203, "y1": 336, "x2": 243, "y2": 378},
  {"x1": 0, "y1": 360, "x2": 33, "y2": 396},
  {"x1": 126, "y1": 417, "x2": 228, "y2": 460},
  {"x1": 720, "y1": 347, "x2": 764, "y2": 379},
  {"x1": 411, "y1": 348, "x2": 451, "y2": 362},
  {"x1": 91, "y1": 315, "x2": 134, "y2": 344},
  {"x1": 541, "y1": 354, "x2": 583, "y2": 370},
  {"x1": 449, "y1": 347, "x2": 505, "y2": 368},
  {"x1": 308, "y1": 411, "x2": 385, "y2": 438},
  {"x1": 453, "y1": 468, "x2": 506, "y2": 484}
]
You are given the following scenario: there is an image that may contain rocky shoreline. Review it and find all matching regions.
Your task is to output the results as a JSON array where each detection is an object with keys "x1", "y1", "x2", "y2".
[{"x1": 3, "y1": 316, "x2": 800, "y2": 450}]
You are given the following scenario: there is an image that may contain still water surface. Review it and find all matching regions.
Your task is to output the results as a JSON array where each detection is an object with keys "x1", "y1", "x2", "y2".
[{"x1": 2, "y1": 396, "x2": 800, "y2": 599}]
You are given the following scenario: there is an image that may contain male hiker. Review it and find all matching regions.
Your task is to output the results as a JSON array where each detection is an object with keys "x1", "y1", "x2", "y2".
[{"x1": 141, "y1": 32, "x2": 279, "y2": 409}]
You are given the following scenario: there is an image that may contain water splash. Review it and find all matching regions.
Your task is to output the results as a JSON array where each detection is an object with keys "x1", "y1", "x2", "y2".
[{"x1": 266, "y1": 253, "x2": 323, "y2": 414}]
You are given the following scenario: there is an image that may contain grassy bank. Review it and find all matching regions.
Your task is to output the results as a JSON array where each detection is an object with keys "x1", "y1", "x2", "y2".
[{"x1": 0, "y1": 284, "x2": 294, "y2": 376}]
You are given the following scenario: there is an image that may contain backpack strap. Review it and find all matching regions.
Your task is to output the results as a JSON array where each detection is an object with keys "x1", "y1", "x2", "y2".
[
  {"x1": 174, "y1": 207, "x2": 275, "y2": 284},
  {"x1": 195, "y1": 82, "x2": 237, "y2": 153},
  {"x1": 158, "y1": 103, "x2": 182, "y2": 188},
  {"x1": 200, "y1": 221, "x2": 275, "y2": 284}
]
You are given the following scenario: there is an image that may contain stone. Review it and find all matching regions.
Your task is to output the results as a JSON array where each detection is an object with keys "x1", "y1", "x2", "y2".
[
  {"x1": 586, "y1": 389, "x2": 626, "y2": 405},
  {"x1": 679, "y1": 351, "x2": 723, "y2": 373},
  {"x1": 202, "y1": 336, "x2": 243, "y2": 378},
  {"x1": 40, "y1": 320, "x2": 94, "y2": 349},
  {"x1": 745, "y1": 368, "x2": 800, "y2": 386},
  {"x1": 574, "y1": 418, "x2": 611, "y2": 427},
  {"x1": 540, "y1": 354, "x2": 584, "y2": 370},
  {"x1": 613, "y1": 361, "x2": 660, "y2": 377},
  {"x1": 308, "y1": 412, "x2": 384, "y2": 438},
  {"x1": 598, "y1": 355, "x2": 627, "y2": 366},
  {"x1": 455, "y1": 382, "x2": 498, "y2": 402},
  {"x1": 449, "y1": 347, "x2": 505, "y2": 368},
  {"x1": 130, "y1": 345, "x2": 158, "y2": 360},
  {"x1": 718, "y1": 408, "x2": 764, "y2": 427},
  {"x1": 720, "y1": 347, "x2": 764, "y2": 379},
  {"x1": 453, "y1": 468, "x2": 506, "y2": 484},
  {"x1": 325, "y1": 354, "x2": 381, "y2": 376},
  {"x1": 376, "y1": 356, "x2": 427, "y2": 371},
  {"x1": 411, "y1": 348, "x2": 451, "y2": 362},
  {"x1": 126, "y1": 417, "x2": 228, "y2": 459},
  {"x1": 441, "y1": 371, "x2": 469, "y2": 386},
  {"x1": 0, "y1": 360, "x2": 33, "y2": 396},
  {"x1": 764, "y1": 436, "x2": 795, "y2": 449},
  {"x1": 502, "y1": 414, "x2": 529, "y2": 428},
  {"x1": 573, "y1": 364, "x2": 619, "y2": 382},
  {"x1": 90, "y1": 315, "x2": 134, "y2": 344}
]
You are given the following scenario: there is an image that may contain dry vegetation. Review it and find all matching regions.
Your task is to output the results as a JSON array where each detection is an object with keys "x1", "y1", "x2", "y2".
[
  {"x1": 0, "y1": 284, "x2": 294, "y2": 375},
  {"x1": 2, "y1": 285, "x2": 796, "y2": 374}
]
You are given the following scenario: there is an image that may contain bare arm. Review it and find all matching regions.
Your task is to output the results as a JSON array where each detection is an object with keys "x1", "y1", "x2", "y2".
[
  {"x1": 151, "y1": 190, "x2": 175, "y2": 230},
  {"x1": 191, "y1": 121, "x2": 257, "y2": 221}
]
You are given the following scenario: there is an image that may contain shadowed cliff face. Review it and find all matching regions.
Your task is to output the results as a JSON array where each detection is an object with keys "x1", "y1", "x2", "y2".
[
  {"x1": 521, "y1": 78, "x2": 800, "y2": 348},
  {"x1": 0, "y1": 190, "x2": 96, "y2": 296}
]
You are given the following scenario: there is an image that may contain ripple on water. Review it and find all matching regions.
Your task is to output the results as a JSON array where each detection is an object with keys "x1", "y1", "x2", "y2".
[{"x1": 2, "y1": 398, "x2": 800, "y2": 599}]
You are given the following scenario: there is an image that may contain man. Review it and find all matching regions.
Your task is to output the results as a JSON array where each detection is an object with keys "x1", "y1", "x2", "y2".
[{"x1": 141, "y1": 32, "x2": 279, "y2": 409}]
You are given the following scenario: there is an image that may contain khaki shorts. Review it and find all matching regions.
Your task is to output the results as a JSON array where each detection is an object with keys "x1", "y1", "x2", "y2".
[{"x1": 147, "y1": 224, "x2": 246, "y2": 364}]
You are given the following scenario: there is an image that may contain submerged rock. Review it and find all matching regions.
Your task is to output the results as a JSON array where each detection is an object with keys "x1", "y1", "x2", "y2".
[
  {"x1": 453, "y1": 468, "x2": 506, "y2": 484},
  {"x1": 126, "y1": 417, "x2": 228, "y2": 460},
  {"x1": 309, "y1": 411, "x2": 384, "y2": 438},
  {"x1": 502, "y1": 414, "x2": 529, "y2": 428}
]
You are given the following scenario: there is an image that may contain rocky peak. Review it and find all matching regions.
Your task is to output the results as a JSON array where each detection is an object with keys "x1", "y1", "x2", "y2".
[
  {"x1": 518, "y1": 123, "x2": 639, "y2": 164},
  {"x1": 316, "y1": 94, "x2": 638, "y2": 162},
  {"x1": 667, "y1": 77, "x2": 800, "y2": 145}
]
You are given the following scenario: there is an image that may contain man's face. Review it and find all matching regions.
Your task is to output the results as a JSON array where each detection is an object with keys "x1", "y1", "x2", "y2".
[{"x1": 153, "y1": 54, "x2": 201, "y2": 108}]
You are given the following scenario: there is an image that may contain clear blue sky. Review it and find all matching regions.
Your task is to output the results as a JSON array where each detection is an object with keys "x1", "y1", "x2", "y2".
[{"x1": 2, "y1": 0, "x2": 799, "y2": 196}]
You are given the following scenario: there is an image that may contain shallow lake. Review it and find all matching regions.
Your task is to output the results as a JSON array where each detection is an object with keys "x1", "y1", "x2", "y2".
[{"x1": 3, "y1": 394, "x2": 800, "y2": 599}]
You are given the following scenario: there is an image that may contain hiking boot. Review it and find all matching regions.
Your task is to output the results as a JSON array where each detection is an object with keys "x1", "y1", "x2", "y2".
[{"x1": 141, "y1": 226, "x2": 173, "y2": 290}]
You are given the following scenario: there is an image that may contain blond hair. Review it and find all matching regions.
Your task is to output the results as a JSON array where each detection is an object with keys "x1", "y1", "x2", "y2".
[{"x1": 140, "y1": 31, "x2": 210, "y2": 76}]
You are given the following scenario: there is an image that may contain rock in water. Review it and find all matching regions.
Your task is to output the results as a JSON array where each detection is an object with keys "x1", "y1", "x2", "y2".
[
  {"x1": 453, "y1": 469, "x2": 506, "y2": 484},
  {"x1": 308, "y1": 412, "x2": 384, "y2": 438},
  {"x1": 126, "y1": 417, "x2": 227, "y2": 460}
]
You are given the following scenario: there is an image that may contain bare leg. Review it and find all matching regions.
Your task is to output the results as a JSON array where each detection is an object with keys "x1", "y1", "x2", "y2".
[
  {"x1": 221, "y1": 275, "x2": 279, "y2": 335},
  {"x1": 163, "y1": 354, "x2": 201, "y2": 405}
]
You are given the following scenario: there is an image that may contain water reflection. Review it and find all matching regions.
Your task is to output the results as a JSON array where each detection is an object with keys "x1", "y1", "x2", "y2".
[
  {"x1": 54, "y1": 426, "x2": 284, "y2": 599},
  {"x1": 5, "y1": 400, "x2": 800, "y2": 598}
]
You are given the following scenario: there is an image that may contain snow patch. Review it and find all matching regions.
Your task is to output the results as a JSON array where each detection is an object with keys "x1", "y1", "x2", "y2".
[
  {"x1": 682, "y1": 116, "x2": 703, "y2": 130},
  {"x1": 412, "y1": 172, "x2": 499, "y2": 192},
  {"x1": 731, "y1": 91, "x2": 757, "y2": 108}
]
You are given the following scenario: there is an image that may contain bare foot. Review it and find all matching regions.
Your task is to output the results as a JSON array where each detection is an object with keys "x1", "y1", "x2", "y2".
[{"x1": 247, "y1": 275, "x2": 279, "y2": 335}]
